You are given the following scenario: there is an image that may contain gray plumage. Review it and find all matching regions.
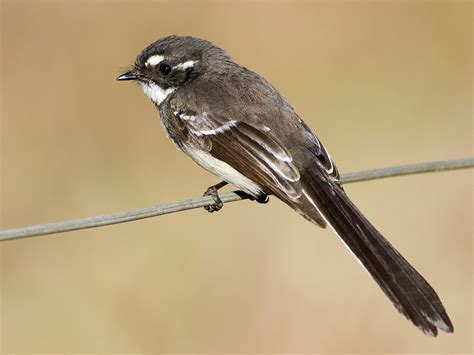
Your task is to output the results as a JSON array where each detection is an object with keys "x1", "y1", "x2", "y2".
[{"x1": 118, "y1": 35, "x2": 453, "y2": 336}]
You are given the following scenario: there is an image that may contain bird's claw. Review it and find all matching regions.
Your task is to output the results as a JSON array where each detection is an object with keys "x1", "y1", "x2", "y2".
[
  {"x1": 256, "y1": 194, "x2": 270, "y2": 204},
  {"x1": 203, "y1": 186, "x2": 223, "y2": 213}
]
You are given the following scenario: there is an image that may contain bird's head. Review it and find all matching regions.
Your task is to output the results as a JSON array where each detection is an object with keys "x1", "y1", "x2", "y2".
[{"x1": 117, "y1": 35, "x2": 231, "y2": 106}]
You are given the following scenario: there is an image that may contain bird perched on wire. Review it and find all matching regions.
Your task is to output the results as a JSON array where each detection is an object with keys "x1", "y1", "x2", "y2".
[{"x1": 117, "y1": 35, "x2": 453, "y2": 336}]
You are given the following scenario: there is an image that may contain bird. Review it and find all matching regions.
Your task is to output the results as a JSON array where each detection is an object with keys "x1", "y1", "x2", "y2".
[{"x1": 117, "y1": 35, "x2": 453, "y2": 336}]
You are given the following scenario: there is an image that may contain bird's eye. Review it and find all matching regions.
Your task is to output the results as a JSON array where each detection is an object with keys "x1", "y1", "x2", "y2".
[{"x1": 159, "y1": 63, "x2": 172, "y2": 75}]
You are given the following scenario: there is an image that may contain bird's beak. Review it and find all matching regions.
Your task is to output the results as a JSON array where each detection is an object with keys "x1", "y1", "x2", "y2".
[{"x1": 116, "y1": 70, "x2": 139, "y2": 81}]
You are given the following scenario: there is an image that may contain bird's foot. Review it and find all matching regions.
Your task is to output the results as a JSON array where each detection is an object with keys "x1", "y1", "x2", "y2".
[
  {"x1": 203, "y1": 181, "x2": 228, "y2": 213},
  {"x1": 255, "y1": 193, "x2": 270, "y2": 204},
  {"x1": 235, "y1": 191, "x2": 270, "y2": 204}
]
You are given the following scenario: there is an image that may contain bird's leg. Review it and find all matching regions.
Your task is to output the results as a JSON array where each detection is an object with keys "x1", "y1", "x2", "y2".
[
  {"x1": 204, "y1": 182, "x2": 270, "y2": 213},
  {"x1": 234, "y1": 191, "x2": 270, "y2": 204},
  {"x1": 203, "y1": 181, "x2": 228, "y2": 213}
]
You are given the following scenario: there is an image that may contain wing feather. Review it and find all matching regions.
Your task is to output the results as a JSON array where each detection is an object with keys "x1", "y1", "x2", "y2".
[{"x1": 172, "y1": 109, "x2": 302, "y2": 201}]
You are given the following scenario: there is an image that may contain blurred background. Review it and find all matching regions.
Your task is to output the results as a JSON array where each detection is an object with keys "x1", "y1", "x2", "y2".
[{"x1": 0, "y1": 0, "x2": 472, "y2": 353}]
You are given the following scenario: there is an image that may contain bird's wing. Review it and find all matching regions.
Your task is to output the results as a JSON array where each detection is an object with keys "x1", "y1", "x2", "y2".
[{"x1": 170, "y1": 107, "x2": 303, "y2": 201}]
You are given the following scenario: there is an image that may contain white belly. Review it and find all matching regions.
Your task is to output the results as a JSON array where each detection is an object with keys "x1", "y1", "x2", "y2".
[{"x1": 182, "y1": 145, "x2": 264, "y2": 197}]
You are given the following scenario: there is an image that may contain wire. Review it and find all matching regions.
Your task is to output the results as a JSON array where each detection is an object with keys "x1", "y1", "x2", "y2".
[{"x1": 0, "y1": 157, "x2": 472, "y2": 242}]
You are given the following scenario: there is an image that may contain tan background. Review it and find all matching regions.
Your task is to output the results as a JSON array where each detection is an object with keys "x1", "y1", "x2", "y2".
[{"x1": 0, "y1": 0, "x2": 472, "y2": 353}]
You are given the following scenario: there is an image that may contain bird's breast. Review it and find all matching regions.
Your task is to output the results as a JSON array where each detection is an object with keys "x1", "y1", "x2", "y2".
[{"x1": 181, "y1": 144, "x2": 264, "y2": 198}]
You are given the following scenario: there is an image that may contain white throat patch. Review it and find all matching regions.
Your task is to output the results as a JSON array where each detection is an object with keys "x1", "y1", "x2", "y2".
[{"x1": 139, "y1": 82, "x2": 175, "y2": 106}]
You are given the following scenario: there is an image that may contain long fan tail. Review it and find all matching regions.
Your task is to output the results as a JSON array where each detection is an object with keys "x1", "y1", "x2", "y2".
[{"x1": 298, "y1": 168, "x2": 453, "y2": 336}]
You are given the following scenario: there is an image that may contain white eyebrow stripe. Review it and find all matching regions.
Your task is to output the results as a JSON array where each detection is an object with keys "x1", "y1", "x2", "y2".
[
  {"x1": 174, "y1": 60, "x2": 198, "y2": 70},
  {"x1": 145, "y1": 54, "x2": 164, "y2": 67}
]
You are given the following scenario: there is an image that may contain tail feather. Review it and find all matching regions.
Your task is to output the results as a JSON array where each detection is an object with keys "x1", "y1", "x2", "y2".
[{"x1": 298, "y1": 169, "x2": 453, "y2": 336}]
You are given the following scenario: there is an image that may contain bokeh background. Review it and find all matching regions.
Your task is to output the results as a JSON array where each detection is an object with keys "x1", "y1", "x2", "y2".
[{"x1": 0, "y1": 0, "x2": 472, "y2": 353}]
